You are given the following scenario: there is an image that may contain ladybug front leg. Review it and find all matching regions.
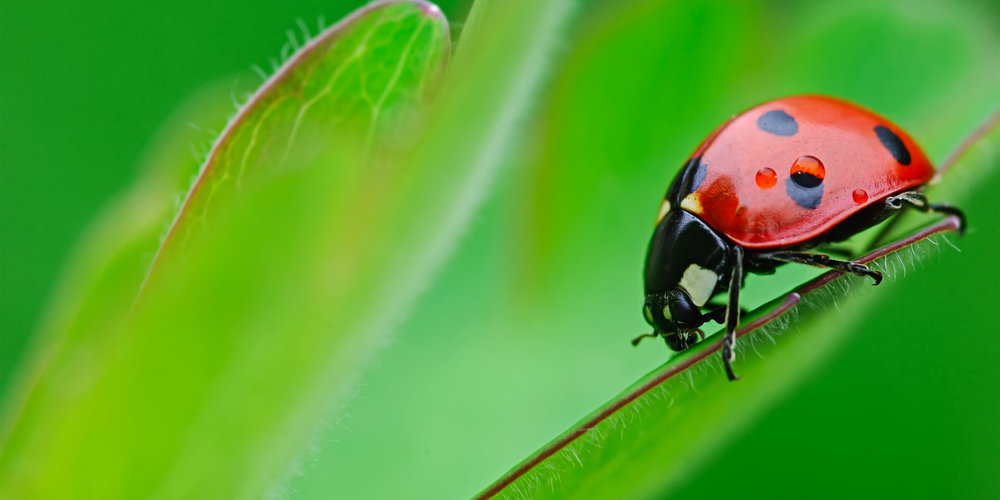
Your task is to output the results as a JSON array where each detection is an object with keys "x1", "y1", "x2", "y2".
[
  {"x1": 722, "y1": 246, "x2": 743, "y2": 381},
  {"x1": 703, "y1": 302, "x2": 749, "y2": 325},
  {"x1": 752, "y1": 251, "x2": 882, "y2": 285}
]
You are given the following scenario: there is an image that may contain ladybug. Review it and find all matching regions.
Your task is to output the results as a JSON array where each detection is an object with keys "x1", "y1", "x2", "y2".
[{"x1": 638, "y1": 95, "x2": 964, "y2": 381}]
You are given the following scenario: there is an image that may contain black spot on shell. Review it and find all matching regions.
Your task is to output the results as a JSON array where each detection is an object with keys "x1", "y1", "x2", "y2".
[
  {"x1": 791, "y1": 171, "x2": 823, "y2": 188},
  {"x1": 757, "y1": 110, "x2": 798, "y2": 137},
  {"x1": 688, "y1": 160, "x2": 707, "y2": 192},
  {"x1": 786, "y1": 177, "x2": 823, "y2": 209},
  {"x1": 874, "y1": 125, "x2": 911, "y2": 165},
  {"x1": 666, "y1": 156, "x2": 707, "y2": 204}
]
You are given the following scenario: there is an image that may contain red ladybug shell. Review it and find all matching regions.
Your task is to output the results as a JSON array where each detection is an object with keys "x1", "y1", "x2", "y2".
[{"x1": 673, "y1": 95, "x2": 934, "y2": 249}]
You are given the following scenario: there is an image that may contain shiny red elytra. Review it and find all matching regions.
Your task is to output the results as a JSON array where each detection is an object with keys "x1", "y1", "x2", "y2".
[{"x1": 639, "y1": 95, "x2": 965, "y2": 381}]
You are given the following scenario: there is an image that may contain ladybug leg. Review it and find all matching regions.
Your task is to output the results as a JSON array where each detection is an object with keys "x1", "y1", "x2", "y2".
[
  {"x1": 704, "y1": 302, "x2": 749, "y2": 324},
  {"x1": 704, "y1": 305, "x2": 727, "y2": 324},
  {"x1": 753, "y1": 251, "x2": 883, "y2": 285},
  {"x1": 814, "y1": 245, "x2": 856, "y2": 258},
  {"x1": 886, "y1": 191, "x2": 967, "y2": 235},
  {"x1": 927, "y1": 204, "x2": 967, "y2": 235},
  {"x1": 870, "y1": 192, "x2": 968, "y2": 249},
  {"x1": 631, "y1": 332, "x2": 659, "y2": 346},
  {"x1": 722, "y1": 246, "x2": 743, "y2": 381}
]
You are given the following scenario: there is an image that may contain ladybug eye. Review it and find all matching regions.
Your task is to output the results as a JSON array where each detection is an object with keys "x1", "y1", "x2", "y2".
[
  {"x1": 667, "y1": 291, "x2": 701, "y2": 327},
  {"x1": 790, "y1": 155, "x2": 825, "y2": 188}
]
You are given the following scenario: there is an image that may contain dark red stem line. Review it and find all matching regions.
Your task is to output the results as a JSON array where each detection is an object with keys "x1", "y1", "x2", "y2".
[
  {"x1": 935, "y1": 107, "x2": 1000, "y2": 179},
  {"x1": 473, "y1": 215, "x2": 961, "y2": 500}
]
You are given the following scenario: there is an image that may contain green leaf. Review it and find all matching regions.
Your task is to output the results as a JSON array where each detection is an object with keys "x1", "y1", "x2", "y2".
[
  {"x1": 0, "y1": 82, "x2": 235, "y2": 453},
  {"x1": 1, "y1": 1, "x2": 452, "y2": 498},
  {"x1": 145, "y1": 0, "x2": 451, "y2": 289}
]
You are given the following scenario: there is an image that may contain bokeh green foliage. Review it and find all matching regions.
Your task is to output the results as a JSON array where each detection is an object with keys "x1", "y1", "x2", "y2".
[
  {"x1": 292, "y1": 1, "x2": 998, "y2": 499},
  {"x1": 3, "y1": 2, "x2": 456, "y2": 497},
  {"x1": 3, "y1": 0, "x2": 586, "y2": 498},
  {"x1": 2, "y1": 0, "x2": 998, "y2": 499}
]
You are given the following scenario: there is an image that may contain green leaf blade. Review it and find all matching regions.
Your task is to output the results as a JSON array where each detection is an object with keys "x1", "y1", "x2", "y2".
[
  {"x1": 156, "y1": 0, "x2": 449, "y2": 273},
  {"x1": 0, "y1": 2, "x2": 451, "y2": 499}
]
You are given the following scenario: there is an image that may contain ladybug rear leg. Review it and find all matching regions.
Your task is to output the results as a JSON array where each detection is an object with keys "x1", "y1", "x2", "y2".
[
  {"x1": 869, "y1": 191, "x2": 967, "y2": 249},
  {"x1": 751, "y1": 251, "x2": 883, "y2": 285},
  {"x1": 886, "y1": 191, "x2": 967, "y2": 235}
]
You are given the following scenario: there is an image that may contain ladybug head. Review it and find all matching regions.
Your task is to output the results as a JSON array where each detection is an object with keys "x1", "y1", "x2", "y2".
[
  {"x1": 643, "y1": 290, "x2": 704, "y2": 351},
  {"x1": 644, "y1": 209, "x2": 733, "y2": 352}
]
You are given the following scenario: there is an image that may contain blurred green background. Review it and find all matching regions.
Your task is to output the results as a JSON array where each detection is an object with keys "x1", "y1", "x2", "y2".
[{"x1": 3, "y1": 0, "x2": 997, "y2": 499}]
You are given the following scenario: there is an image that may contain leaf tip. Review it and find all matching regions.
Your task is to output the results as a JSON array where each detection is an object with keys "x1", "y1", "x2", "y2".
[{"x1": 413, "y1": 0, "x2": 446, "y2": 21}]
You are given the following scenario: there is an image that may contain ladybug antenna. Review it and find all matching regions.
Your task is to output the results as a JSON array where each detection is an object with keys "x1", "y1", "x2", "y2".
[{"x1": 631, "y1": 332, "x2": 658, "y2": 346}]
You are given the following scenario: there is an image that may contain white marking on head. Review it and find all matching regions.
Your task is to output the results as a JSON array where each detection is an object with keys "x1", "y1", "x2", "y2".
[
  {"x1": 644, "y1": 306, "x2": 654, "y2": 324},
  {"x1": 680, "y1": 193, "x2": 702, "y2": 214},
  {"x1": 661, "y1": 305, "x2": 672, "y2": 320},
  {"x1": 679, "y1": 264, "x2": 718, "y2": 307},
  {"x1": 656, "y1": 200, "x2": 671, "y2": 224}
]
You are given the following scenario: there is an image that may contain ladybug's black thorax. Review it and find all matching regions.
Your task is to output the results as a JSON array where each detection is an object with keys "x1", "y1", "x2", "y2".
[
  {"x1": 643, "y1": 209, "x2": 736, "y2": 350},
  {"x1": 644, "y1": 210, "x2": 733, "y2": 298}
]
